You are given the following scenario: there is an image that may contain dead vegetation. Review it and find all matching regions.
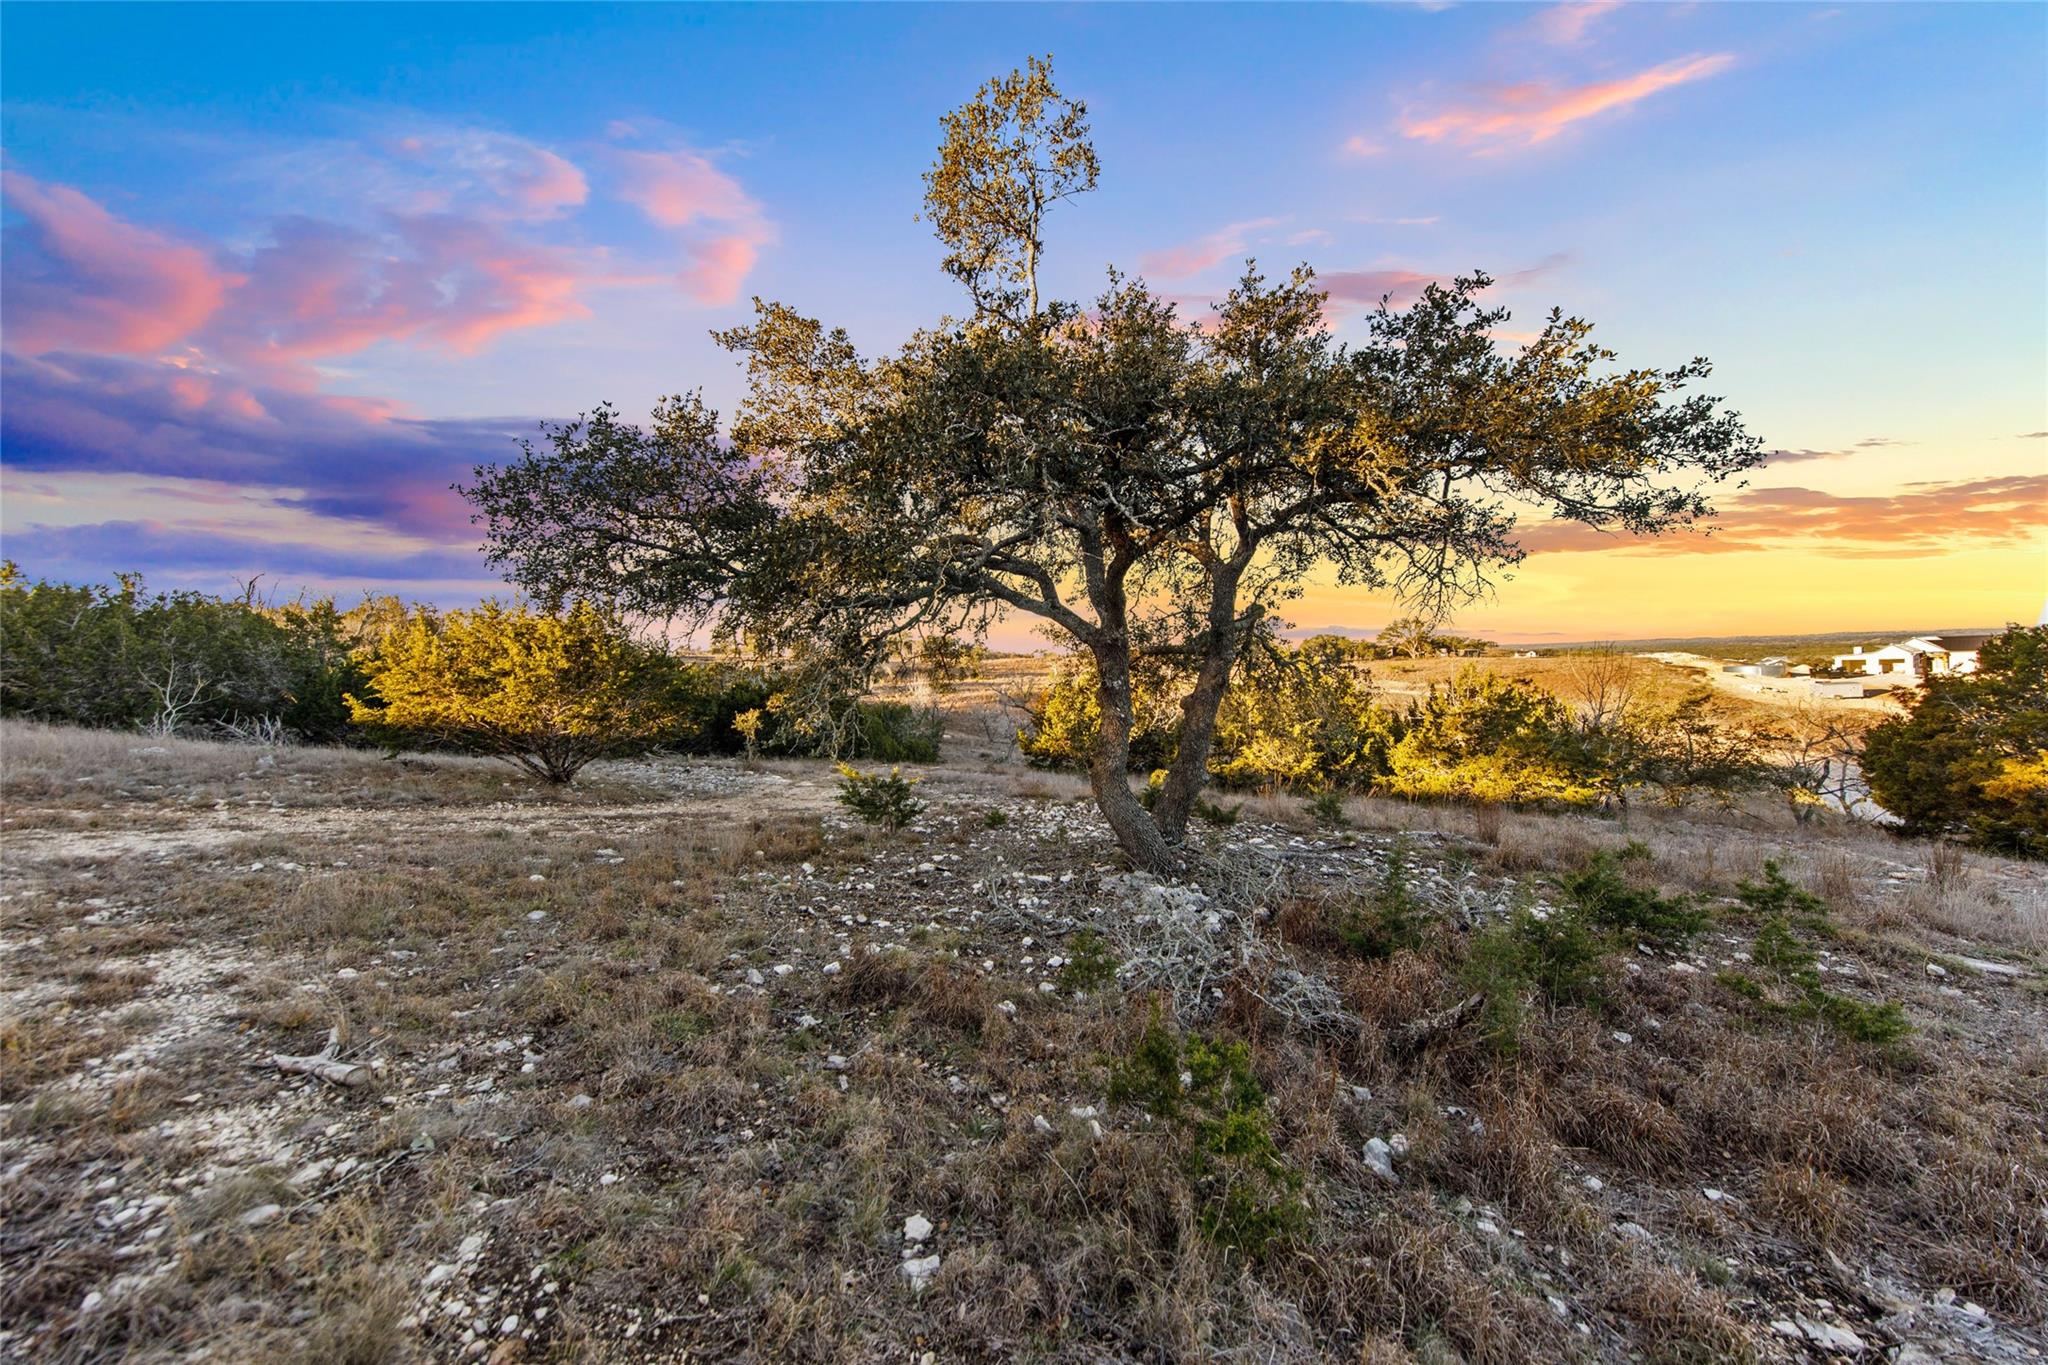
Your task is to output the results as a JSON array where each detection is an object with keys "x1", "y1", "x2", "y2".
[{"x1": 1, "y1": 720, "x2": 2042, "y2": 1362}]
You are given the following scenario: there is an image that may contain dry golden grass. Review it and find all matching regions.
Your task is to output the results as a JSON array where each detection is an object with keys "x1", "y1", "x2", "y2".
[{"x1": 0, "y1": 722, "x2": 2042, "y2": 1361}]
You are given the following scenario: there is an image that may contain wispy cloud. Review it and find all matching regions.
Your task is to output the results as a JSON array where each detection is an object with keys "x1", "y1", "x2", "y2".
[
  {"x1": 1398, "y1": 53, "x2": 1736, "y2": 152},
  {"x1": 1319, "y1": 269, "x2": 1443, "y2": 313},
  {"x1": 389, "y1": 128, "x2": 589, "y2": 221},
  {"x1": 1, "y1": 351, "x2": 529, "y2": 539},
  {"x1": 1352, "y1": 213, "x2": 1441, "y2": 227},
  {"x1": 216, "y1": 212, "x2": 594, "y2": 368},
  {"x1": 1, "y1": 170, "x2": 239, "y2": 356},
  {"x1": 1528, "y1": 0, "x2": 1623, "y2": 47},
  {"x1": 612, "y1": 147, "x2": 756, "y2": 229},
  {"x1": 1518, "y1": 475, "x2": 2048, "y2": 558},
  {"x1": 608, "y1": 142, "x2": 775, "y2": 305},
  {"x1": 1163, "y1": 251, "x2": 1570, "y2": 323},
  {"x1": 1141, "y1": 218, "x2": 1286, "y2": 280},
  {"x1": 1763, "y1": 448, "x2": 1848, "y2": 465}
]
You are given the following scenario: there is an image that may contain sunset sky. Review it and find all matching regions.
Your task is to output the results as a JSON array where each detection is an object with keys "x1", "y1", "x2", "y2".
[{"x1": 3, "y1": 2, "x2": 2044, "y2": 644}]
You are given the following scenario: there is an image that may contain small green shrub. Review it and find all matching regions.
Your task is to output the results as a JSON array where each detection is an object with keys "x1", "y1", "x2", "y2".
[
  {"x1": 1333, "y1": 845, "x2": 1427, "y2": 960},
  {"x1": 983, "y1": 809, "x2": 1009, "y2": 829},
  {"x1": 1462, "y1": 906, "x2": 1608, "y2": 1054},
  {"x1": 1554, "y1": 843, "x2": 1707, "y2": 948},
  {"x1": 1507, "y1": 911, "x2": 1609, "y2": 1009},
  {"x1": 1736, "y1": 860, "x2": 1829, "y2": 929},
  {"x1": 1751, "y1": 917, "x2": 1816, "y2": 975},
  {"x1": 1306, "y1": 789, "x2": 1348, "y2": 827},
  {"x1": 1723, "y1": 907, "x2": 1911, "y2": 1049},
  {"x1": 1106, "y1": 1014, "x2": 1305, "y2": 1255},
  {"x1": 1057, "y1": 929, "x2": 1119, "y2": 992},
  {"x1": 1715, "y1": 970, "x2": 1766, "y2": 1001},
  {"x1": 1810, "y1": 992, "x2": 1910, "y2": 1045},
  {"x1": 834, "y1": 763, "x2": 926, "y2": 830}
]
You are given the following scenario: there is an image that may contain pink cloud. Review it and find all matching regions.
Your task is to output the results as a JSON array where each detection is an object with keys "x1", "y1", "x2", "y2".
[
  {"x1": 388, "y1": 129, "x2": 589, "y2": 220},
  {"x1": 163, "y1": 370, "x2": 272, "y2": 423},
  {"x1": 614, "y1": 148, "x2": 757, "y2": 229},
  {"x1": 220, "y1": 212, "x2": 591, "y2": 367},
  {"x1": 1530, "y1": 0, "x2": 1623, "y2": 47},
  {"x1": 610, "y1": 145, "x2": 773, "y2": 305},
  {"x1": 396, "y1": 215, "x2": 590, "y2": 352},
  {"x1": 1341, "y1": 135, "x2": 1386, "y2": 159},
  {"x1": 1399, "y1": 53, "x2": 1736, "y2": 151},
  {"x1": 678, "y1": 232, "x2": 764, "y2": 307},
  {"x1": 1517, "y1": 475, "x2": 2048, "y2": 557},
  {"x1": 3, "y1": 171, "x2": 602, "y2": 377},
  {"x1": 1, "y1": 171, "x2": 238, "y2": 356},
  {"x1": 1319, "y1": 269, "x2": 1444, "y2": 315},
  {"x1": 1141, "y1": 217, "x2": 1285, "y2": 280},
  {"x1": 1164, "y1": 254, "x2": 1565, "y2": 325}
]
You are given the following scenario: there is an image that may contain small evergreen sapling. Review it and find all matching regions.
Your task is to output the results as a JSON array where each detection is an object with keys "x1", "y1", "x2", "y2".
[
  {"x1": 1106, "y1": 1013, "x2": 1305, "y2": 1255},
  {"x1": 834, "y1": 763, "x2": 926, "y2": 830}
]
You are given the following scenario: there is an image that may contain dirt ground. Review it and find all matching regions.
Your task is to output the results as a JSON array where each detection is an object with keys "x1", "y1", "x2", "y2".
[{"x1": 2, "y1": 720, "x2": 2043, "y2": 1362}]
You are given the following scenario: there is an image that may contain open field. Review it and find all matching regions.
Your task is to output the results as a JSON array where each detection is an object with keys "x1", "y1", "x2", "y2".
[
  {"x1": 2, "y1": 720, "x2": 2044, "y2": 1362},
  {"x1": 1495, "y1": 633, "x2": 2012, "y2": 669},
  {"x1": 891, "y1": 650, "x2": 1904, "y2": 752}
]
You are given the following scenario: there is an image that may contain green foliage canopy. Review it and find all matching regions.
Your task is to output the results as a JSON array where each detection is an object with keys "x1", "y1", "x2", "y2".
[
  {"x1": 1861, "y1": 625, "x2": 2048, "y2": 857},
  {"x1": 462, "y1": 58, "x2": 1765, "y2": 871},
  {"x1": 0, "y1": 564, "x2": 364, "y2": 740}
]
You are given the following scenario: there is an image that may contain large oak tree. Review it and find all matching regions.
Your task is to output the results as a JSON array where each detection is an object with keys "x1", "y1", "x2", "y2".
[{"x1": 465, "y1": 58, "x2": 1764, "y2": 872}]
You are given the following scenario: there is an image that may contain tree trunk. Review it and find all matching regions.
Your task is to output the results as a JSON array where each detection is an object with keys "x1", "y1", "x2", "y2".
[
  {"x1": 1089, "y1": 642, "x2": 1176, "y2": 872},
  {"x1": 1151, "y1": 646, "x2": 1236, "y2": 841},
  {"x1": 1151, "y1": 568, "x2": 1251, "y2": 842}
]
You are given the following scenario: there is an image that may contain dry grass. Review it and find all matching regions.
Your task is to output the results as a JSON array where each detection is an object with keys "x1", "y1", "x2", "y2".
[
  {"x1": 0, "y1": 717, "x2": 655, "y2": 830},
  {"x1": 1, "y1": 722, "x2": 2042, "y2": 1362}
]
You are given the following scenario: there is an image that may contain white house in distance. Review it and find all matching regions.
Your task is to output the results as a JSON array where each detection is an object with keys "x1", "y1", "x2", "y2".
[
  {"x1": 1829, "y1": 633, "x2": 1990, "y2": 679},
  {"x1": 1723, "y1": 656, "x2": 1790, "y2": 678}
]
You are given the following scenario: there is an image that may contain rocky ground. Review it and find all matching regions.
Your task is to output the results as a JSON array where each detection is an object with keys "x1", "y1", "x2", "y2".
[{"x1": 1, "y1": 724, "x2": 2043, "y2": 1362}]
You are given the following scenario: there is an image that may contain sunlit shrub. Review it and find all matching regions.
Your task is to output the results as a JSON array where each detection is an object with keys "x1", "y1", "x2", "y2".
[
  {"x1": 1383, "y1": 667, "x2": 1600, "y2": 805},
  {"x1": 1020, "y1": 638, "x2": 1393, "y2": 792},
  {"x1": 347, "y1": 601, "x2": 684, "y2": 782}
]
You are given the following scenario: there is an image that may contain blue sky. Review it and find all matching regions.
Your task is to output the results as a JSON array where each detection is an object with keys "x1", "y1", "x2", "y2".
[{"x1": 3, "y1": 2, "x2": 2043, "y2": 640}]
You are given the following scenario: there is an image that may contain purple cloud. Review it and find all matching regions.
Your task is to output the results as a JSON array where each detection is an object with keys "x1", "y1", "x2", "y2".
[
  {"x1": 1, "y1": 351, "x2": 532, "y2": 538},
  {"x1": 2, "y1": 519, "x2": 490, "y2": 586}
]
